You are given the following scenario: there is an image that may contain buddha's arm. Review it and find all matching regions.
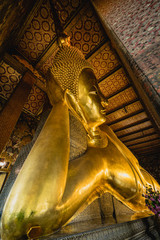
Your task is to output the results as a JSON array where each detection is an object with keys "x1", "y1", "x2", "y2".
[
  {"x1": 57, "y1": 147, "x2": 107, "y2": 226},
  {"x1": 100, "y1": 125, "x2": 146, "y2": 186},
  {"x1": 139, "y1": 167, "x2": 160, "y2": 191},
  {"x1": 1, "y1": 101, "x2": 70, "y2": 239},
  {"x1": 57, "y1": 138, "x2": 145, "y2": 227}
]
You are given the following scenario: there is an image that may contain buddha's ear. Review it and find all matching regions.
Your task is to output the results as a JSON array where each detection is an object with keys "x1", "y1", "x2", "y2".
[
  {"x1": 64, "y1": 89, "x2": 87, "y2": 125},
  {"x1": 46, "y1": 69, "x2": 64, "y2": 105}
]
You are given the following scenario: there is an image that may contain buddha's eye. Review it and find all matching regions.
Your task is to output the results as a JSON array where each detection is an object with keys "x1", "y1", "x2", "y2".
[
  {"x1": 89, "y1": 86, "x2": 98, "y2": 95},
  {"x1": 89, "y1": 90, "x2": 97, "y2": 95}
]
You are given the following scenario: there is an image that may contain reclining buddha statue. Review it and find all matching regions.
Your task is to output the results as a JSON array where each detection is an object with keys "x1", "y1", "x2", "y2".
[{"x1": 1, "y1": 33, "x2": 160, "y2": 239}]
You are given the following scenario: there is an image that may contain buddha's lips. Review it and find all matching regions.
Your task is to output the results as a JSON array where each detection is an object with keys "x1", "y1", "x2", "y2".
[{"x1": 100, "y1": 109, "x2": 107, "y2": 115}]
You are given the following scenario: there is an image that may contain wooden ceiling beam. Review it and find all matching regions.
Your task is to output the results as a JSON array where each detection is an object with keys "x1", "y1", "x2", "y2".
[
  {"x1": 122, "y1": 132, "x2": 157, "y2": 143},
  {"x1": 105, "y1": 98, "x2": 139, "y2": 115},
  {"x1": 114, "y1": 118, "x2": 149, "y2": 133},
  {"x1": 126, "y1": 135, "x2": 159, "y2": 147},
  {"x1": 118, "y1": 126, "x2": 153, "y2": 139},
  {"x1": 134, "y1": 145, "x2": 160, "y2": 155},
  {"x1": 129, "y1": 139, "x2": 160, "y2": 149},
  {"x1": 107, "y1": 109, "x2": 144, "y2": 126}
]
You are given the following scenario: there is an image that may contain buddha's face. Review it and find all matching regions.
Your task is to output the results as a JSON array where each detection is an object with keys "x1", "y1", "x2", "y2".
[{"x1": 78, "y1": 68, "x2": 108, "y2": 129}]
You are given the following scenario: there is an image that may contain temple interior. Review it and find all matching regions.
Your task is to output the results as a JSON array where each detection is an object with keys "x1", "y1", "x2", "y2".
[{"x1": 0, "y1": 0, "x2": 160, "y2": 239}]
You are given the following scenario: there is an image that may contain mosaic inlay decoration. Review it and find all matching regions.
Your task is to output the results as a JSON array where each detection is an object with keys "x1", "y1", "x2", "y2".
[
  {"x1": 94, "y1": 0, "x2": 160, "y2": 57},
  {"x1": 0, "y1": 61, "x2": 21, "y2": 100}
]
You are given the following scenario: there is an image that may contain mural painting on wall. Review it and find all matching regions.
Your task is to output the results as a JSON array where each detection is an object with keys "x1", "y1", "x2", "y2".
[{"x1": 0, "y1": 112, "x2": 38, "y2": 165}]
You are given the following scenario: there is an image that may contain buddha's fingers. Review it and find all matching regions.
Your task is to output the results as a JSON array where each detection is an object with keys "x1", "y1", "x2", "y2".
[{"x1": 1, "y1": 101, "x2": 70, "y2": 239}]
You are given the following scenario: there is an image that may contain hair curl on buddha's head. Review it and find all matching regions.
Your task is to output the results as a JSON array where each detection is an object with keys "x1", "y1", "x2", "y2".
[{"x1": 50, "y1": 44, "x2": 93, "y2": 101}]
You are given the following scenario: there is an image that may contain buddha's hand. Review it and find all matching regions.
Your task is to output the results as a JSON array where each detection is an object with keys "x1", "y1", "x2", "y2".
[{"x1": 46, "y1": 69, "x2": 64, "y2": 105}]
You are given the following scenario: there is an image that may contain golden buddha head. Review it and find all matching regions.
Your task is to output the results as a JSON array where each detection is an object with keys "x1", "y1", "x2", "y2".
[{"x1": 48, "y1": 36, "x2": 108, "y2": 144}]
